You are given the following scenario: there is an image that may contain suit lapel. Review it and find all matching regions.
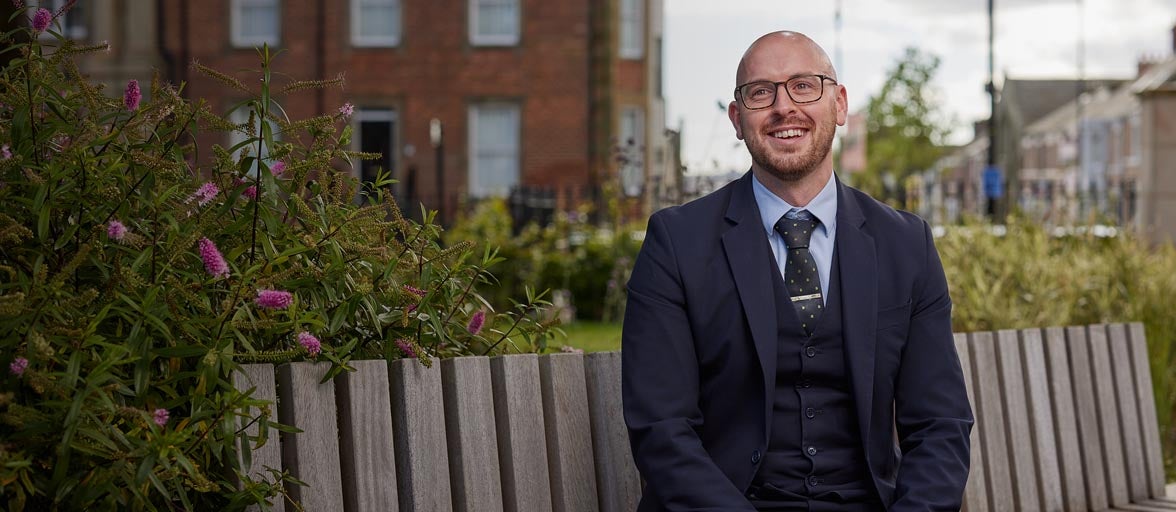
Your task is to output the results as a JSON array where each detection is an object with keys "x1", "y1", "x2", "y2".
[
  {"x1": 721, "y1": 173, "x2": 778, "y2": 425},
  {"x1": 835, "y1": 180, "x2": 878, "y2": 450}
]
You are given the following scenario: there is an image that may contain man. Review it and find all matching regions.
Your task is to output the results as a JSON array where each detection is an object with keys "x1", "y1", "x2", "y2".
[{"x1": 621, "y1": 31, "x2": 972, "y2": 511}]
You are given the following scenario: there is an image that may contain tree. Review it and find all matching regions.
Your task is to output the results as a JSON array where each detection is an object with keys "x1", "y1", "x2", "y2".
[{"x1": 858, "y1": 47, "x2": 952, "y2": 207}]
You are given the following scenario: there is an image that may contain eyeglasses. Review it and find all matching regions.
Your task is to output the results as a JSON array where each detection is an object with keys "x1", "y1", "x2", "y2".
[{"x1": 734, "y1": 74, "x2": 837, "y2": 110}]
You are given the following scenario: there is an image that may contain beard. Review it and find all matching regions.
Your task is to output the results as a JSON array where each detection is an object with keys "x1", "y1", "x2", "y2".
[{"x1": 742, "y1": 111, "x2": 836, "y2": 182}]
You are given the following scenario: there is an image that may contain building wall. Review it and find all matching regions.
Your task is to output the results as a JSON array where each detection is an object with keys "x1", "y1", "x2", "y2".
[
  {"x1": 160, "y1": 0, "x2": 662, "y2": 222},
  {"x1": 1140, "y1": 91, "x2": 1176, "y2": 244}
]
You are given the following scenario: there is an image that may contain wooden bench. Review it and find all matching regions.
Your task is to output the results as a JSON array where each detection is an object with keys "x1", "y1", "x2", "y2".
[
  {"x1": 233, "y1": 322, "x2": 1171, "y2": 511},
  {"x1": 956, "y1": 322, "x2": 1175, "y2": 511}
]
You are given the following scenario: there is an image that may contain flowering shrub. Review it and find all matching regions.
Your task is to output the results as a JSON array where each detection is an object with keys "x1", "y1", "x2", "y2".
[{"x1": 0, "y1": 6, "x2": 553, "y2": 510}]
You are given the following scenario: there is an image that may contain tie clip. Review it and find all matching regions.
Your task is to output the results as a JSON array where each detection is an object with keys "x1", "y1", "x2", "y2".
[{"x1": 791, "y1": 293, "x2": 821, "y2": 302}]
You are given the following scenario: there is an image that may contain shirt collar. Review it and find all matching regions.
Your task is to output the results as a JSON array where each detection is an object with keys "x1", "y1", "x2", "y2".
[{"x1": 751, "y1": 171, "x2": 839, "y2": 238}]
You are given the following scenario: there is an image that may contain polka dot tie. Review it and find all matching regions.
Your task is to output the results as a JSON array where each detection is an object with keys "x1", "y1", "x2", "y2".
[{"x1": 774, "y1": 209, "x2": 822, "y2": 336}]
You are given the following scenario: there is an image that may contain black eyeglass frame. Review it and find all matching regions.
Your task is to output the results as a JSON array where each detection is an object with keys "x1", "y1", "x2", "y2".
[{"x1": 734, "y1": 74, "x2": 838, "y2": 110}]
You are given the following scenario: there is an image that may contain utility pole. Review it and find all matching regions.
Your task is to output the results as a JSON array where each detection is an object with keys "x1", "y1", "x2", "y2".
[{"x1": 984, "y1": 0, "x2": 1000, "y2": 219}]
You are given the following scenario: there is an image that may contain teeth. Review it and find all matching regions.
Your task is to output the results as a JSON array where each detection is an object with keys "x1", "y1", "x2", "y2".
[{"x1": 771, "y1": 129, "x2": 805, "y2": 139}]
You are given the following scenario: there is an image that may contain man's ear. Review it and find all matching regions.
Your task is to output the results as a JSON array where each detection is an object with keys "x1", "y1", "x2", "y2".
[
  {"x1": 728, "y1": 101, "x2": 744, "y2": 140},
  {"x1": 835, "y1": 85, "x2": 848, "y2": 126}
]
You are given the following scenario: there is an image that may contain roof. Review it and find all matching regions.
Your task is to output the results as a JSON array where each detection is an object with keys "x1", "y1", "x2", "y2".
[
  {"x1": 1130, "y1": 57, "x2": 1176, "y2": 94},
  {"x1": 1000, "y1": 78, "x2": 1127, "y2": 128}
]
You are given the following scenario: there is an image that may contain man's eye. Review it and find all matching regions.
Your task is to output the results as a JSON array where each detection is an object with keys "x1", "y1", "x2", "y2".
[{"x1": 749, "y1": 87, "x2": 772, "y2": 97}]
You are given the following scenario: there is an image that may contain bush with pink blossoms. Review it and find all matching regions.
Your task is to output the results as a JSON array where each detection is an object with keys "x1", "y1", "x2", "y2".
[{"x1": 0, "y1": 10, "x2": 555, "y2": 511}]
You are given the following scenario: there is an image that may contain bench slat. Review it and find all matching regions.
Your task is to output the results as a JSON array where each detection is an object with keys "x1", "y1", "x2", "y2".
[
  {"x1": 1089, "y1": 324, "x2": 1132, "y2": 507},
  {"x1": 1068, "y1": 325, "x2": 1111, "y2": 510},
  {"x1": 277, "y1": 362, "x2": 346, "y2": 510},
  {"x1": 491, "y1": 354, "x2": 554, "y2": 512},
  {"x1": 970, "y1": 331, "x2": 1015, "y2": 511},
  {"x1": 337, "y1": 360, "x2": 399, "y2": 512},
  {"x1": 233, "y1": 364, "x2": 285, "y2": 512},
  {"x1": 1129, "y1": 322, "x2": 1168, "y2": 499},
  {"x1": 954, "y1": 333, "x2": 989, "y2": 512},
  {"x1": 441, "y1": 357, "x2": 504, "y2": 512},
  {"x1": 1108, "y1": 323, "x2": 1151, "y2": 502},
  {"x1": 539, "y1": 353, "x2": 601, "y2": 512},
  {"x1": 390, "y1": 358, "x2": 454, "y2": 511},
  {"x1": 1043, "y1": 327, "x2": 1088, "y2": 511},
  {"x1": 994, "y1": 329, "x2": 1043, "y2": 509},
  {"x1": 585, "y1": 351, "x2": 642, "y2": 512},
  {"x1": 1017, "y1": 328, "x2": 1064, "y2": 511}
]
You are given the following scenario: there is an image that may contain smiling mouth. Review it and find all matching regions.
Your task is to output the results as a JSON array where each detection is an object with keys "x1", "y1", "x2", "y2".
[{"x1": 770, "y1": 129, "x2": 807, "y2": 139}]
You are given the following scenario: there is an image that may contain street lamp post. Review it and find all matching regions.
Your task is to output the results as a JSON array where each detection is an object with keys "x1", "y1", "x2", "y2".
[{"x1": 429, "y1": 118, "x2": 444, "y2": 224}]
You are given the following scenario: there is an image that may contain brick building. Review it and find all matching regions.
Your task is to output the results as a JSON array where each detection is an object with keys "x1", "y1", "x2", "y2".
[{"x1": 152, "y1": 0, "x2": 671, "y2": 222}]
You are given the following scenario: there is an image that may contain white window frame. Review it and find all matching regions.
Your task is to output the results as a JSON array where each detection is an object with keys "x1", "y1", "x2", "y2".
[
  {"x1": 619, "y1": 106, "x2": 645, "y2": 197},
  {"x1": 231, "y1": 0, "x2": 280, "y2": 48},
  {"x1": 468, "y1": 103, "x2": 521, "y2": 198},
  {"x1": 228, "y1": 107, "x2": 279, "y2": 176},
  {"x1": 469, "y1": 0, "x2": 520, "y2": 46},
  {"x1": 619, "y1": 0, "x2": 644, "y2": 59},
  {"x1": 351, "y1": 0, "x2": 401, "y2": 47}
]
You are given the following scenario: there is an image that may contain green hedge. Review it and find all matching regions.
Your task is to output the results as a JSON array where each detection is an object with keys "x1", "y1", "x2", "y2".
[{"x1": 938, "y1": 217, "x2": 1176, "y2": 478}]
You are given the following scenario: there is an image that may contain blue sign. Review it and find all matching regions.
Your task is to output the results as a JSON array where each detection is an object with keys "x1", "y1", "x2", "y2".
[{"x1": 983, "y1": 165, "x2": 1003, "y2": 199}]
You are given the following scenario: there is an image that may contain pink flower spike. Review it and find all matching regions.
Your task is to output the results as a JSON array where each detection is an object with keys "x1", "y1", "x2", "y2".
[
  {"x1": 153, "y1": 408, "x2": 169, "y2": 427},
  {"x1": 197, "y1": 237, "x2": 230, "y2": 279},
  {"x1": 467, "y1": 310, "x2": 485, "y2": 335},
  {"x1": 269, "y1": 160, "x2": 286, "y2": 176},
  {"x1": 395, "y1": 339, "x2": 416, "y2": 358},
  {"x1": 187, "y1": 182, "x2": 219, "y2": 206},
  {"x1": 255, "y1": 289, "x2": 294, "y2": 310},
  {"x1": 1, "y1": 144, "x2": 10, "y2": 159},
  {"x1": 338, "y1": 102, "x2": 354, "y2": 118},
  {"x1": 298, "y1": 331, "x2": 322, "y2": 357},
  {"x1": 243, "y1": 185, "x2": 258, "y2": 200},
  {"x1": 405, "y1": 303, "x2": 417, "y2": 314},
  {"x1": 9, "y1": 357, "x2": 28, "y2": 376},
  {"x1": 124, "y1": 79, "x2": 141, "y2": 111},
  {"x1": 403, "y1": 284, "x2": 427, "y2": 297},
  {"x1": 107, "y1": 220, "x2": 127, "y2": 241},
  {"x1": 31, "y1": 8, "x2": 51, "y2": 32}
]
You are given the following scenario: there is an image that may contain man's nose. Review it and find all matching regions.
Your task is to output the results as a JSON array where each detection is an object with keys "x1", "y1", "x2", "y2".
[{"x1": 770, "y1": 84, "x2": 800, "y2": 115}]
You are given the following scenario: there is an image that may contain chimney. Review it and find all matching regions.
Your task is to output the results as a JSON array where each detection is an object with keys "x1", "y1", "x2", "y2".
[
  {"x1": 1139, "y1": 54, "x2": 1156, "y2": 77},
  {"x1": 1172, "y1": 23, "x2": 1176, "y2": 54}
]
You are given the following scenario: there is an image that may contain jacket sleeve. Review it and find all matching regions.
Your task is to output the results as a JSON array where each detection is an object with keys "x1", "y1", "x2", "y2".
[
  {"x1": 890, "y1": 220, "x2": 974, "y2": 511},
  {"x1": 622, "y1": 211, "x2": 756, "y2": 511}
]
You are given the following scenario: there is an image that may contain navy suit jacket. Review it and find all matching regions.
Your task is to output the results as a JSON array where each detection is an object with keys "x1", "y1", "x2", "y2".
[{"x1": 621, "y1": 173, "x2": 973, "y2": 511}]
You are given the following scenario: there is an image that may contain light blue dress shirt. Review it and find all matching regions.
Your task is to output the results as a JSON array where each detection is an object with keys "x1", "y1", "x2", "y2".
[{"x1": 751, "y1": 172, "x2": 839, "y2": 306}]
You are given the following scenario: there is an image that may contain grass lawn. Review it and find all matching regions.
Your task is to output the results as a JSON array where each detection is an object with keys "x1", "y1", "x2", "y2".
[{"x1": 556, "y1": 321, "x2": 623, "y2": 353}]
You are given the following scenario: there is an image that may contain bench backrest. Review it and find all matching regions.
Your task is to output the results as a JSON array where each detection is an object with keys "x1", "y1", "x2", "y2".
[
  {"x1": 233, "y1": 352, "x2": 641, "y2": 512},
  {"x1": 955, "y1": 322, "x2": 1166, "y2": 511},
  {"x1": 233, "y1": 322, "x2": 1165, "y2": 511}
]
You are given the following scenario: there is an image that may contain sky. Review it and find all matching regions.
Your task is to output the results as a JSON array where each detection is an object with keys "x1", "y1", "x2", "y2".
[{"x1": 664, "y1": 0, "x2": 1176, "y2": 175}]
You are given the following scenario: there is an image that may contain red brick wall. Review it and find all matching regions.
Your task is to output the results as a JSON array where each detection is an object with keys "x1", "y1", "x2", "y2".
[{"x1": 163, "y1": 0, "x2": 600, "y2": 219}]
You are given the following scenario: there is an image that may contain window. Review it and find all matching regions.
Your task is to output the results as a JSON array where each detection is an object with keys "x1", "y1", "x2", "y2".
[
  {"x1": 352, "y1": 0, "x2": 401, "y2": 47},
  {"x1": 469, "y1": 0, "x2": 519, "y2": 46},
  {"x1": 228, "y1": 107, "x2": 278, "y2": 176},
  {"x1": 468, "y1": 103, "x2": 520, "y2": 198},
  {"x1": 619, "y1": 106, "x2": 645, "y2": 197},
  {"x1": 1128, "y1": 111, "x2": 1141, "y2": 166},
  {"x1": 231, "y1": 0, "x2": 280, "y2": 48},
  {"x1": 355, "y1": 108, "x2": 398, "y2": 191},
  {"x1": 34, "y1": 0, "x2": 86, "y2": 40},
  {"x1": 619, "y1": 0, "x2": 644, "y2": 59}
]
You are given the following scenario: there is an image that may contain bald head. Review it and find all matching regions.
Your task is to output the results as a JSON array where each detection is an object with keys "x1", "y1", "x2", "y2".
[{"x1": 736, "y1": 31, "x2": 836, "y2": 87}]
